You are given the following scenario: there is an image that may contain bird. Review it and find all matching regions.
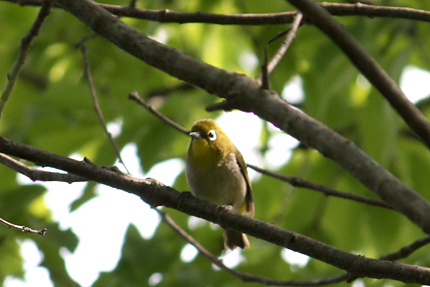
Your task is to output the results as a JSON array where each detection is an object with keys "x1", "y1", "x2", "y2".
[{"x1": 186, "y1": 119, "x2": 254, "y2": 250}]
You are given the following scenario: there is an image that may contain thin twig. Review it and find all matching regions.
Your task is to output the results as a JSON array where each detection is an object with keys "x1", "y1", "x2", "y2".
[
  {"x1": 248, "y1": 164, "x2": 393, "y2": 210},
  {"x1": 6, "y1": 1, "x2": 430, "y2": 25},
  {"x1": 259, "y1": 12, "x2": 303, "y2": 86},
  {"x1": 80, "y1": 45, "x2": 130, "y2": 174},
  {"x1": 0, "y1": 0, "x2": 53, "y2": 119},
  {"x1": 0, "y1": 153, "x2": 87, "y2": 182},
  {"x1": 380, "y1": 235, "x2": 430, "y2": 261},
  {"x1": 0, "y1": 216, "x2": 47, "y2": 236},
  {"x1": 129, "y1": 91, "x2": 190, "y2": 136},
  {"x1": 261, "y1": 46, "x2": 270, "y2": 90},
  {"x1": 74, "y1": 33, "x2": 97, "y2": 48},
  {"x1": 156, "y1": 209, "x2": 234, "y2": 274},
  {"x1": 100, "y1": 2, "x2": 430, "y2": 25}
]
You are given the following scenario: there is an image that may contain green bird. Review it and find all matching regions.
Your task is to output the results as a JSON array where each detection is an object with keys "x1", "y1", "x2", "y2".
[{"x1": 186, "y1": 119, "x2": 255, "y2": 250}]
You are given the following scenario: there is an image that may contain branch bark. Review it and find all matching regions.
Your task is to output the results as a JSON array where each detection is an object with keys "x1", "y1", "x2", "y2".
[
  {"x1": 0, "y1": 153, "x2": 86, "y2": 182},
  {"x1": 5, "y1": 1, "x2": 430, "y2": 25},
  {"x1": 52, "y1": 0, "x2": 430, "y2": 234},
  {"x1": 286, "y1": 0, "x2": 430, "y2": 148},
  {"x1": 0, "y1": 137, "x2": 430, "y2": 284}
]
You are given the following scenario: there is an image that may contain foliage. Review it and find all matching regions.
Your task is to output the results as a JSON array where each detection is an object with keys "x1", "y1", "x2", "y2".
[{"x1": 1, "y1": 0, "x2": 430, "y2": 286}]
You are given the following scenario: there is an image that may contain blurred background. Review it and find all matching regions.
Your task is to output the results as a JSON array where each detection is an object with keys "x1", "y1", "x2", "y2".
[{"x1": 1, "y1": 0, "x2": 430, "y2": 286}]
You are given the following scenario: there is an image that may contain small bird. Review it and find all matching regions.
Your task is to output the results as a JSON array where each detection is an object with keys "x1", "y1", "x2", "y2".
[{"x1": 186, "y1": 119, "x2": 254, "y2": 250}]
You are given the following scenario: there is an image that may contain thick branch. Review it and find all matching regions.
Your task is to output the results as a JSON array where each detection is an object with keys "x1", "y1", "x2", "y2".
[
  {"x1": 286, "y1": 0, "x2": 430, "y2": 148},
  {"x1": 0, "y1": 137, "x2": 430, "y2": 284},
  {"x1": 233, "y1": 90, "x2": 430, "y2": 232},
  {"x1": 54, "y1": 0, "x2": 430, "y2": 234},
  {"x1": 159, "y1": 209, "x2": 345, "y2": 286}
]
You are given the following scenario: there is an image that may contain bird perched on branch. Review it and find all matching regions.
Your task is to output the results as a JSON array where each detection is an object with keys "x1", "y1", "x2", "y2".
[{"x1": 186, "y1": 119, "x2": 254, "y2": 250}]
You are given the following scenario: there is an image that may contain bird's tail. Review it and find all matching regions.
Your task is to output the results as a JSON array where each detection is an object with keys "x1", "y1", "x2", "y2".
[{"x1": 224, "y1": 229, "x2": 250, "y2": 250}]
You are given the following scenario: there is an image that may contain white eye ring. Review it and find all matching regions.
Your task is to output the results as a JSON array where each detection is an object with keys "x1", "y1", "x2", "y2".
[{"x1": 207, "y1": 130, "x2": 217, "y2": 141}]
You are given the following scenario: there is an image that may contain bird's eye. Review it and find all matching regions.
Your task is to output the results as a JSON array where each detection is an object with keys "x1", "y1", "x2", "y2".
[{"x1": 207, "y1": 130, "x2": 217, "y2": 141}]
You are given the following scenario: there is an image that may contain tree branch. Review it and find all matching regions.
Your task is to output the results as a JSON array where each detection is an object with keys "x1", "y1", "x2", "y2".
[
  {"x1": 0, "y1": 153, "x2": 86, "y2": 182},
  {"x1": 346, "y1": 235, "x2": 430, "y2": 282},
  {"x1": 0, "y1": 136, "x2": 430, "y2": 284},
  {"x1": 5, "y1": 1, "x2": 430, "y2": 25},
  {"x1": 0, "y1": 0, "x2": 53, "y2": 118},
  {"x1": 54, "y1": 0, "x2": 430, "y2": 235},
  {"x1": 286, "y1": 0, "x2": 430, "y2": 149},
  {"x1": 159, "y1": 208, "x2": 348, "y2": 286},
  {"x1": 260, "y1": 12, "x2": 303, "y2": 89},
  {"x1": 248, "y1": 164, "x2": 393, "y2": 210},
  {"x1": 323, "y1": 2, "x2": 430, "y2": 23},
  {"x1": 79, "y1": 44, "x2": 129, "y2": 173},
  {"x1": 128, "y1": 92, "x2": 392, "y2": 211},
  {"x1": 265, "y1": 13, "x2": 303, "y2": 78},
  {"x1": 128, "y1": 91, "x2": 190, "y2": 136},
  {"x1": 380, "y1": 235, "x2": 430, "y2": 261},
  {"x1": 0, "y1": 216, "x2": 47, "y2": 236}
]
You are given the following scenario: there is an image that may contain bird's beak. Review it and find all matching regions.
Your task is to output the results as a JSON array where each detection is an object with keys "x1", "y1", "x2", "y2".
[{"x1": 189, "y1": 132, "x2": 202, "y2": 139}]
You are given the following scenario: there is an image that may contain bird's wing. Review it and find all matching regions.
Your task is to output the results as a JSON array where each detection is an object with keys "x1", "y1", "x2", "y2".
[{"x1": 236, "y1": 153, "x2": 255, "y2": 217}]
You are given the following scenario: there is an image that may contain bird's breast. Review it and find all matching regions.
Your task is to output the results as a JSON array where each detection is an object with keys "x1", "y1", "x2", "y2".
[{"x1": 186, "y1": 152, "x2": 247, "y2": 211}]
